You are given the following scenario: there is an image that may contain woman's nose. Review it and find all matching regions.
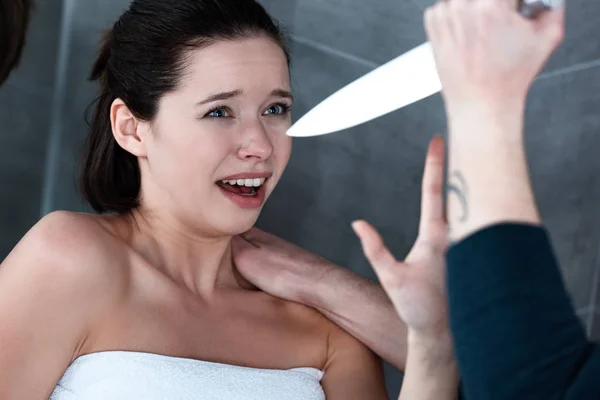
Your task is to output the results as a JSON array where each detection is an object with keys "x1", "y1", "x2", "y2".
[{"x1": 236, "y1": 123, "x2": 274, "y2": 161}]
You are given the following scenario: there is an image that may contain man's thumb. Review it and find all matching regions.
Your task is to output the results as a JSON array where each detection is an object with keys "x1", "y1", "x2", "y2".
[{"x1": 536, "y1": 4, "x2": 565, "y2": 47}]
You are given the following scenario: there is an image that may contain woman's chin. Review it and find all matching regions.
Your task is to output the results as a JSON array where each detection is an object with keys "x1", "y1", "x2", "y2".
[{"x1": 217, "y1": 215, "x2": 260, "y2": 237}]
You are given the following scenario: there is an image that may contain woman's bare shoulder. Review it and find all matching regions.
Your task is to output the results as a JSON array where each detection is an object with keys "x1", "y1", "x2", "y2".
[
  {"x1": 0, "y1": 211, "x2": 133, "y2": 396},
  {"x1": 1, "y1": 210, "x2": 130, "y2": 300},
  {"x1": 13, "y1": 210, "x2": 123, "y2": 257}
]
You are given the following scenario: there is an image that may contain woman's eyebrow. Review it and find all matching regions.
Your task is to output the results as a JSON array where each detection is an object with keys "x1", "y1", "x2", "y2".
[{"x1": 197, "y1": 88, "x2": 293, "y2": 106}]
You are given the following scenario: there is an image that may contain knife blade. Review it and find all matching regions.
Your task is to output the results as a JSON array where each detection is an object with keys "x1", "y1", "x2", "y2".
[{"x1": 287, "y1": 0, "x2": 564, "y2": 138}]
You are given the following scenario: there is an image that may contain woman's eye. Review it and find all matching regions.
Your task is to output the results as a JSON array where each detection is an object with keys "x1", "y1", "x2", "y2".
[
  {"x1": 207, "y1": 108, "x2": 229, "y2": 118},
  {"x1": 264, "y1": 104, "x2": 290, "y2": 115}
]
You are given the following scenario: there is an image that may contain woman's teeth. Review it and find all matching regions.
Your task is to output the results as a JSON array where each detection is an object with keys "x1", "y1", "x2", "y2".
[{"x1": 221, "y1": 178, "x2": 266, "y2": 187}]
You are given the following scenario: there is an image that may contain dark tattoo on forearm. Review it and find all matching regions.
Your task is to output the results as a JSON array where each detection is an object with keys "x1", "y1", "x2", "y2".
[{"x1": 446, "y1": 171, "x2": 469, "y2": 224}]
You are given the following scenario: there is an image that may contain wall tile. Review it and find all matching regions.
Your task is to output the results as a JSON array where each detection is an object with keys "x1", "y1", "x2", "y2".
[
  {"x1": 525, "y1": 65, "x2": 600, "y2": 309},
  {"x1": 7, "y1": 0, "x2": 63, "y2": 91},
  {"x1": 0, "y1": 83, "x2": 52, "y2": 258},
  {"x1": 44, "y1": 18, "x2": 104, "y2": 213},
  {"x1": 291, "y1": 0, "x2": 600, "y2": 75}
]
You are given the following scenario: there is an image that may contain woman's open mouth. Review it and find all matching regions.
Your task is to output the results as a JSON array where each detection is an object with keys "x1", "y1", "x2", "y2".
[
  {"x1": 216, "y1": 178, "x2": 265, "y2": 197},
  {"x1": 216, "y1": 177, "x2": 268, "y2": 209}
]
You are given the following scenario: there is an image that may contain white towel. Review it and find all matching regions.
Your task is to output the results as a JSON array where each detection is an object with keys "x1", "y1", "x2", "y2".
[{"x1": 50, "y1": 351, "x2": 325, "y2": 400}]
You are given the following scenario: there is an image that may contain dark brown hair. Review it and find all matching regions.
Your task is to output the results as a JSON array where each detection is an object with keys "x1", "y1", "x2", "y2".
[
  {"x1": 79, "y1": 0, "x2": 290, "y2": 214},
  {"x1": 0, "y1": 0, "x2": 34, "y2": 85}
]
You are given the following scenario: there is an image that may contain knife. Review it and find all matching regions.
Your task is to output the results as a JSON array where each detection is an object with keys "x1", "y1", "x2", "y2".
[{"x1": 287, "y1": 0, "x2": 564, "y2": 138}]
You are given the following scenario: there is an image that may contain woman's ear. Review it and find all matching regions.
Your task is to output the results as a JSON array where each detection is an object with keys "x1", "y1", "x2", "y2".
[{"x1": 110, "y1": 98, "x2": 148, "y2": 157}]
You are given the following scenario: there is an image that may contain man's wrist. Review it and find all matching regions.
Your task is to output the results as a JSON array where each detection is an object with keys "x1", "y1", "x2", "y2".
[
  {"x1": 407, "y1": 329, "x2": 456, "y2": 366},
  {"x1": 445, "y1": 94, "x2": 540, "y2": 241},
  {"x1": 446, "y1": 95, "x2": 526, "y2": 120},
  {"x1": 447, "y1": 98, "x2": 525, "y2": 137}
]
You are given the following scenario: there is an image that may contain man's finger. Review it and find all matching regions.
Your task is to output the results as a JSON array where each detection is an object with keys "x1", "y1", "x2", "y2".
[
  {"x1": 239, "y1": 227, "x2": 269, "y2": 248},
  {"x1": 419, "y1": 135, "x2": 446, "y2": 234},
  {"x1": 240, "y1": 226, "x2": 271, "y2": 243},
  {"x1": 537, "y1": 4, "x2": 565, "y2": 46},
  {"x1": 352, "y1": 220, "x2": 401, "y2": 285},
  {"x1": 481, "y1": 0, "x2": 516, "y2": 9},
  {"x1": 430, "y1": 2, "x2": 452, "y2": 43},
  {"x1": 232, "y1": 233, "x2": 261, "y2": 250},
  {"x1": 424, "y1": 5, "x2": 439, "y2": 43}
]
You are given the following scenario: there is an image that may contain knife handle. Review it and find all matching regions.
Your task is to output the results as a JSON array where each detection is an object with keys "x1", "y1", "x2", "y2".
[{"x1": 519, "y1": 0, "x2": 564, "y2": 18}]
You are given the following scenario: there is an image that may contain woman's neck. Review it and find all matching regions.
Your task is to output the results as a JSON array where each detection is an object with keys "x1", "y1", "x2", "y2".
[{"x1": 124, "y1": 209, "x2": 249, "y2": 300}]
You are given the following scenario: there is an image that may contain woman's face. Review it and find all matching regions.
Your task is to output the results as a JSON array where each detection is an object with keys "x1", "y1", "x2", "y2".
[{"x1": 139, "y1": 36, "x2": 292, "y2": 236}]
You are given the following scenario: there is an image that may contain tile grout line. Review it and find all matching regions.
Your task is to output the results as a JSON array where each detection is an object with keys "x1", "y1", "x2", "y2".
[
  {"x1": 290, "y1": 34, "x2": 380, "y2": 70},
  {"x1": 537, "y1": 58, "x2": 600, "y2": 81},
  {"x1": 40, "y1": 0, "x2": 75, "y2": 217},
  {"x1": 291, "y1": 33, "x2": 600, "y2": 81}
]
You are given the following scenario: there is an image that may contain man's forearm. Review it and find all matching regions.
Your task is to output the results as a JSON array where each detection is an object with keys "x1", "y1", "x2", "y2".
[
  {"x1": 446, "y1": 101, "x2": 541, "y2": 242},
  {"x1": 301, "y1": 265, "x2": 408, "y2": 371}
]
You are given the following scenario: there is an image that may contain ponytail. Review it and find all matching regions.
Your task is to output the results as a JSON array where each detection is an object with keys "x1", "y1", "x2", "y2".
[
  {"x1": 79, "y1": 29, "x2": 140, "y2": 214},
  {"x1": 89, "y1": 29, "x2": 112, "y2": 82}
]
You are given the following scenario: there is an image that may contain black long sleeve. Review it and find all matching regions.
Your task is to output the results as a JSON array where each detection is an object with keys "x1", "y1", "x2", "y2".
[{"x1": 446, "y1": 223, "x2": 600, "y2": 400}]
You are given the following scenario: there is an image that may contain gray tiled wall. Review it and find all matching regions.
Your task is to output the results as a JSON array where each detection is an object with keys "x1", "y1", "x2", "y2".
[
  {"x1": 258, "y1": 0, "x2": 600, "y2": 395},
  {"x1": 42, "y1": 0, "x2": 132, "y2": 214},
  {"x1": 258, "y1": 0, "x2": 600, "y2": 329},
  {"x1": 526, "y1": 67, "x2": 600, "y2": 311},
  {"x1": 0, "y1": 0, "x2": 63, "y2": 257},
  {"x1": 2, "y1": 0, "x2": 599, "y2": 397}
]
